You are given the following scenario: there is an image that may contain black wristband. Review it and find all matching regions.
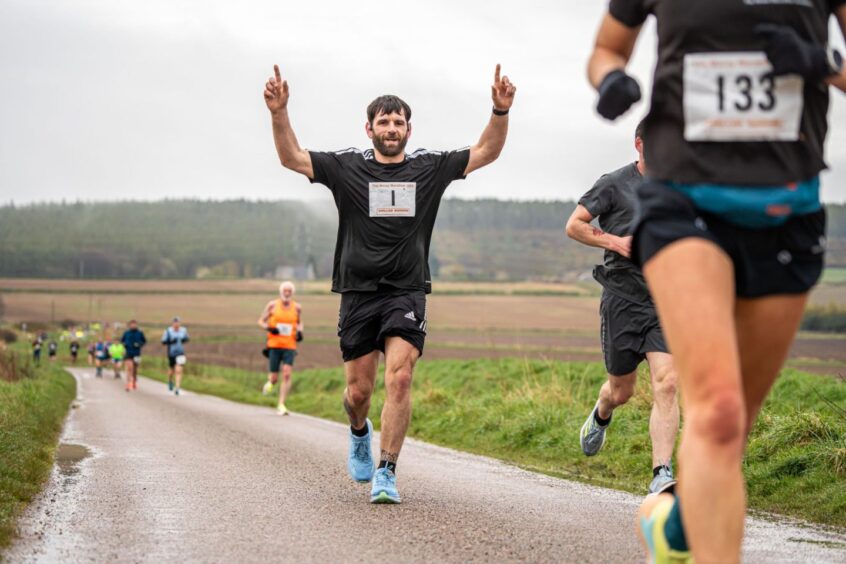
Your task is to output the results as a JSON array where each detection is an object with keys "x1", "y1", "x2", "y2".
[{"x1": 492, "y1": 107, "x2": 509, "y2": 116}]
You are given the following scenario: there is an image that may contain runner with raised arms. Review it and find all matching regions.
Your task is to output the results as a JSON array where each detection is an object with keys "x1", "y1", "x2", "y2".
[{"x1": 263, "y1": 63, "x2": 516, "y2": 504}]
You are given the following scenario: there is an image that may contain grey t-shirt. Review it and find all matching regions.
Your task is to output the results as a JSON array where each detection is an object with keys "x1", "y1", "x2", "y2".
[{"x1": 578, "y1": 162, "x2": 652, "y2": 305}]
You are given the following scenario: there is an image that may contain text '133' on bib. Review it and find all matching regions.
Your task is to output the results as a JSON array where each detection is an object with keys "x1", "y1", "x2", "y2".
[
  {"x1": 683, "y1": 52, "x2": 804, "y2": 142},
  {"x1": 369, "y1": 182, "x2": 416, "y2": 217}
]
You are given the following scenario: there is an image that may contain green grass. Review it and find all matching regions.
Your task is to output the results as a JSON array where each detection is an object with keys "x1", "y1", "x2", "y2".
[
  {"x1": 822, "y1": 267, "x2": 846, "y2": 285},
  {"x1": 0, "y1": 348, "x2": 76, "y2": 548},
  {"x1": 140, "y1": 356, "x2": 846, "y2": 527}
]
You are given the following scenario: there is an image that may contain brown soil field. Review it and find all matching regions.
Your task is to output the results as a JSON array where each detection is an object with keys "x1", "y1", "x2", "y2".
[
  {"x1": 3, "y1": 279, "x2": 845, "y2": 377},
  {"x1": 0, "y1": 278, "x2": 591, "y2": 296},
  {"x1": 1, "y1": 292, "x2": 602, "y2": 332},
  {"x1": 183, "y1": 328, "x2": 845, "y2": 378}
]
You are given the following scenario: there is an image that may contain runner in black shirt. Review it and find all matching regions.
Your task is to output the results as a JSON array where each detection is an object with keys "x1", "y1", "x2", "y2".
[
  {"x1": 588, "y1": 1, "x2": 846, "y2": 561},
  {"x1": 263, "y1": 63, "x2": 516, "y2": 504},
  {"x1": 565, "y1": 122, "x2": 679, "y2": 495}
]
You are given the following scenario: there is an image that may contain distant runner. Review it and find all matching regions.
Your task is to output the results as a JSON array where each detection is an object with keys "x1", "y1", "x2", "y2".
[
  {"x1": 121, "y1": 320, "x2": 147, "y2": 391},
  {"x1": 69, "y1": 340, "x2": 81, "y2": 365},
  {"x1": 565, "y1": 121, "x2": 679, "y2": 495},
  {"x1": 263, "y1": 62, "x2": 515, "y2": 503},
  {"x1": 32, "y1": 338, "x2": 42, "y2": 366},
  {"x1": 94, "y1": 338, "x2": 108, "y2": 377},
  {"x1": 162, "y1": 317, "x2": 189, "y2": 396},
  {"x1": 87, "y1": 342, "x2": 95, "y2": 365},
  {"x1": 108, "y1": 341, "x2": 125, "y2": 380},
  {"x1": 259, "y1": 281, "x2": 303, "y2": 416},
  {"x1": 47, "y1": 340, "x2": 58, "y2": 362}
]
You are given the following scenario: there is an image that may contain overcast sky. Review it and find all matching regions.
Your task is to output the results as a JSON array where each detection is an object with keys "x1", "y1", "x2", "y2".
[{"x1": 2, "y1": 0, "x2": 845, "y2": 205}]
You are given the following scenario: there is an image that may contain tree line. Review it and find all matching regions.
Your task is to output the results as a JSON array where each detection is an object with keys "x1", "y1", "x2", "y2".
[{"x1": 1, "y1": 199, "x2": 844, "y2": 280}]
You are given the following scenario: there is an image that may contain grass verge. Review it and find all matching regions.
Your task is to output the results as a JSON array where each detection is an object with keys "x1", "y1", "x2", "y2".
[
  {"x1": 139, "y1": 356, "x2": 846, "y2": 527},
  {"x1": 0, "y1": 347, "x2": 76, "y2": 549}
]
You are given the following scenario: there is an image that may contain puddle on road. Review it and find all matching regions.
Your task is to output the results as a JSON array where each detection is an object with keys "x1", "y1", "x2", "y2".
[
  {"x1": 56, "y1": 443, "x2": 90, "y2": 476},
  {"x1": 788, "y1": 537, "x2": 846, "y2": 550}
]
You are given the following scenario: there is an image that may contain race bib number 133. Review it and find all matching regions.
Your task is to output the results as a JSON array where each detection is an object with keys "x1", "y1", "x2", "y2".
[{"x1": 683, "y1": 52, "x2": 804, "y2": 142}]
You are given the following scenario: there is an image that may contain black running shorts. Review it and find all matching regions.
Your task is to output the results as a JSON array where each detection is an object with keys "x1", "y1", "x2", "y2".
[
  {"x1": 600, "y1": 291, "x2": 668, "y2": 376},
  {"x1": 338, "y1": 287, "x2": 427, "y2": 362},
  {"x1": 633, "y1": 181, "x2": 826, "y2": 298}
]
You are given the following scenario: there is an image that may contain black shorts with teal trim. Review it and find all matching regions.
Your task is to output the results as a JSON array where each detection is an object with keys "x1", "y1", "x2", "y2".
[{"x1": 632, "y1": 180, "x2": 826, "y2": 298}]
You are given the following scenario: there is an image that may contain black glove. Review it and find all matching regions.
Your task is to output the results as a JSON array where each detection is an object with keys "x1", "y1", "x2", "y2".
[
  {"x1": 267, "y1": 327, "x2": 280, "y2": 335},
  {"x1": 755, "y1": 23, "x2": 839, "y2": 81},
  {"x1": 296, "y1": 331, "x2": 304, "y2": 343},
  {"x1": 596, "y1": 70, "x2": 641, "y2": 121},
  {"x1": 261, "y1": 347, "x2": 270, "y2": 358}
]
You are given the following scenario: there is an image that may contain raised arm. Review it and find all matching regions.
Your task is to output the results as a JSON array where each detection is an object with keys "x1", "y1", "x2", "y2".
[
  {"x1": 264, "y1": 64, "x2": 315, "y2": 178},
  {"x1": 565, "y1": 204, "x2": 632, "y2": 259},
  {"x1": 464, "y1": 64, "x2": 517, "y2": 176},
  {"x1": 587, "y1": 14, "x2": 643, "y2": 120}
]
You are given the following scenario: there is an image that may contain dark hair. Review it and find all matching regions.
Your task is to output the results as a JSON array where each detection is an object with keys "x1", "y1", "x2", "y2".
[
  {"x1": 635, "y1": 118, "x2": 646, "y2": 142},
  {"x1": 367, "y1": 95, "x2": 412, "y2": 124}
]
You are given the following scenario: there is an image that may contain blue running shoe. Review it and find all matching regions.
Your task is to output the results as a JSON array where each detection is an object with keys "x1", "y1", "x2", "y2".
[
  {"x1": 370, "y1": 467, "x2": 401, "y2": 504},
  {"x1": 348, "y1": 419, "x2": 374, "y2": 482}
]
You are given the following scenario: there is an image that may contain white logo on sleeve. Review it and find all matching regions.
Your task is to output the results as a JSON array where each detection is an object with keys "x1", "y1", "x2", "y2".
[
  {"x1": 369, "y1": 182, "x2": 416, "y2": 217},
  {"x1": 404, "y1": 311, "x2": 416, "y2": 321}
]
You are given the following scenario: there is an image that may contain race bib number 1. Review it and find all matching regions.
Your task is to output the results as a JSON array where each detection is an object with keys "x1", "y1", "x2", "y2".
[
  {"x1": 683, "y1": 52, "x2": 804, "y2": 142},
  {"x1": 369, "y1": 182, "x2": 416, "y2": 217}
]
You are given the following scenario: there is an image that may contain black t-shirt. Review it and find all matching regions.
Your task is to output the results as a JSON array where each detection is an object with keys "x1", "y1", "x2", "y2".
[
  {"x1": 310, "y1": 147, "x2": 470, "y2": 293},
  {"x1": 579, "y1": 162, "x2": 652, "y2": 305},
  {"x1": 609, "y1": 0, "x2": 845, "y2": 186}
]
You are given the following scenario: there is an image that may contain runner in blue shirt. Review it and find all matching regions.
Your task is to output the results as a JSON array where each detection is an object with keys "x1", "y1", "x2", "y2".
[
  {"x1": 161, "y1": 317, "x2": 189, "y2": 396},
  {"x1": 121, "y1": 320, "x2": 147, "y2": 391}
]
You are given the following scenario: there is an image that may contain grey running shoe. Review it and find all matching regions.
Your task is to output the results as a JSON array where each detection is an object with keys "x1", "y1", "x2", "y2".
[
  {"x1": 580, "y1": 402, "x2": 609, "y2": 456},
  {"x1": 648, "y1": 464, "x2": 677, "y2": 495}
]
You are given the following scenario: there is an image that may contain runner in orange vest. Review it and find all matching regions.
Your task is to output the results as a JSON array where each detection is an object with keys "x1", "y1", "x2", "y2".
[{"x1": 258, "y1": 281, "x2": 303, "y2": 415}]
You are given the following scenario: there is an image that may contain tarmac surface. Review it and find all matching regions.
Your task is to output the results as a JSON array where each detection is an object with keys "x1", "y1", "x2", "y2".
[{"x1": 7, "y1": 368, "x2": 846, "y2": 563}]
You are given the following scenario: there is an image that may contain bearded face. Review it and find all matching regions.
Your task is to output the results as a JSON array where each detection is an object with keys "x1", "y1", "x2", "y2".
[{"x1": 368, "y1": 111, "x2": 410, "y2": 158}]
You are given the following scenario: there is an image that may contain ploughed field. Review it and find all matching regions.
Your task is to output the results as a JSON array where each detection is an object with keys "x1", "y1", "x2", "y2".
[{"x1": 2, "y1": 278, "x2": 844, "y2": 376}]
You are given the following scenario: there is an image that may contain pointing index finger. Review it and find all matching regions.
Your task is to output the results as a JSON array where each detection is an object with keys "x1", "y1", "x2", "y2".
[
  {"x1": 494, "y1": 63, "x2": 501, "y2": 84},
  {"x1": 274, "y1": 64, "x2": 282, "y2": 82}
]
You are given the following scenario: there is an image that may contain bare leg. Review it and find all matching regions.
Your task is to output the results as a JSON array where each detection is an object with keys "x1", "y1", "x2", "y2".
[
  {"x1": 596, "y1": 371, "x2": 637, "y2": 420},
  {"x1": 379, "y1": 337, "x2": 419, "y2": 464},
  {"x1": 735, "y1": 295, "x2": 808, "y2": 437},
  {"x1": 644, "y1": 239, "x2": 744, "y2": 563},
  {"x1": 278, "y1": 364, "x2": 293, "y2": 405},
  {"x1": 175, "y1": 365, "x2": 183, "y2": 390},
  {"x1": 343, "y1": 351, "x2": 379, "y2": 430},
  {"x1": 645, "y1": 352, "x2": 679, "y2": 468}
]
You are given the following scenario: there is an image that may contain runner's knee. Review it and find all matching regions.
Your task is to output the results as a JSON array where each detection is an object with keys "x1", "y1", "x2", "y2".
[
  {"x1": 346, "y1": 382, "x2": 372, "y2": 407},
  {"x1": 689, "y1": 390, "x2": 745, "y2": 448},
  {"x1": 651, "y1": 366, "x2": 678, "y2": 400},
  {"x1": 385, "y1": 366, "x2": 413, "y2": 400},
  {"x1": 607, "y1": 377, "x2": 635, "y2": 406}
]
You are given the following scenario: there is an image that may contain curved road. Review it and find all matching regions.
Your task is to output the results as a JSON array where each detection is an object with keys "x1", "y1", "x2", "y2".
[{"x1": 7, "y1": 368, "x2": 846, "y2": 563}]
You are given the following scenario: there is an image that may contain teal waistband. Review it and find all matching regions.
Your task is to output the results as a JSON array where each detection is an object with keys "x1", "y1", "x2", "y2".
[{"x1": 666, "y1": 177, "x2": 821, "y2": 229}]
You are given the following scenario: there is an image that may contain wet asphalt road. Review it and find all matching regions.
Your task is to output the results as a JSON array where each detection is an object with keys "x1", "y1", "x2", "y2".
[{"x1": 6, "y1": 368, "x2": 846, "y2": 563}]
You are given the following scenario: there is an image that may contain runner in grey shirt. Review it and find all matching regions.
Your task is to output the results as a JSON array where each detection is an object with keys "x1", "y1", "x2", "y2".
[{"x1": 564, "y1": 121, "x2": 680, "y2": 494}]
